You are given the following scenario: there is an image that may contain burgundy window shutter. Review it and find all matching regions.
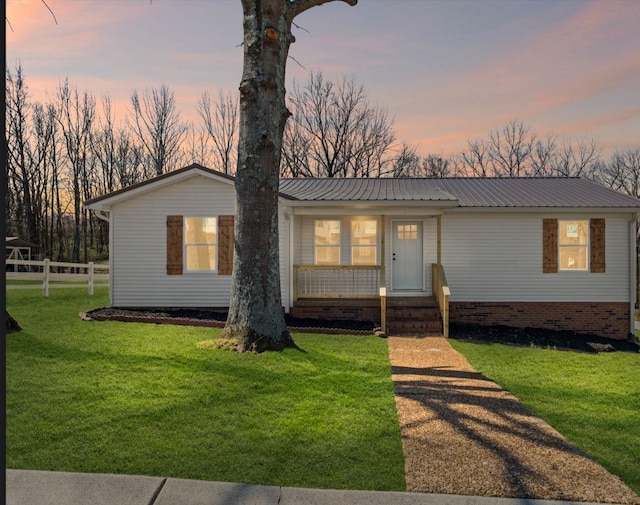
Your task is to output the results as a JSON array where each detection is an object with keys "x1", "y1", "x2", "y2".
[
  {"x1": 218, "y1": 215, "x2": 234, "y2": 275},
  {"x1": 166, "y1": 215, "x2": 183, "y2": 275},
  {"x1": 590, "y1": 219, "x2": 605, "y2": 273},
  {"x1": 542, "y1": 219, "x2": 558, "y2": 273}
]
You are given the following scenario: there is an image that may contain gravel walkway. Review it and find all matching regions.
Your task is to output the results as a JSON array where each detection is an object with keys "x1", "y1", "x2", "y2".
[{"x1": 388, "y1": 336, "x2": 640, "y2": 504}]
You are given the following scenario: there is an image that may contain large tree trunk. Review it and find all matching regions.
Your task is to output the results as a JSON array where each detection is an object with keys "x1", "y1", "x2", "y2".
[
  {"x1": 222, "y1": 0, "x2": 295, "y2": 353},
  {"x1": 222, "y1": 0, "x2": 356, "y2": 353}
]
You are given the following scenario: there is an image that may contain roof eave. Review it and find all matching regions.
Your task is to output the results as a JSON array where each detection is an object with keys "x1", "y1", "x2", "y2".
[{"x1": 282, "y1": 199, "x2": 459, "y2": 208}]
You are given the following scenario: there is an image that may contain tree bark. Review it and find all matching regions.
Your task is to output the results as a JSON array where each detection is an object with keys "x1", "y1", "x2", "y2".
[{"x1": 222, "y1": 0, "x2": 357, "y2": 353}]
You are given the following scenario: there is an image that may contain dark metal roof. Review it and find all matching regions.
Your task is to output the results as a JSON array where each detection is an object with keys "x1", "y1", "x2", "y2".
[
  {"x1": 85, "y1": 163, "x2": 640, "y2": 210},
  {"x1": 278, "y1": 178, "x2": 457, "y2": 203},
  {"x1": 279, "y1": 177, "x2": 640, "y2": 208}
]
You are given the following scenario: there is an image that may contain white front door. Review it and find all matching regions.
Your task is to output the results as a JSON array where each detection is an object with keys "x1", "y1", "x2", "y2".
[{"x1": 392, "y1": 221, "x2": 423, "y2": 290}]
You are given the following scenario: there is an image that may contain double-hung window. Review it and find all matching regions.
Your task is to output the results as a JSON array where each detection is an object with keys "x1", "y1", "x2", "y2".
[
  {"x1": 315, "y1": 220, "x2": 341, "y2": 265},
  {"x1": 185, "y1": 217, "x2": 217, "y2": 271},
  {"x1": 558, "y1": 220, "x2": 588, "y2": 271},
  {"x1": 351, "y1": 220, "x2": 377, "y2": 265}
]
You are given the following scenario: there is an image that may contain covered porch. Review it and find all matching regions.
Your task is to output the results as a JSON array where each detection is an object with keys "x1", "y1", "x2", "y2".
[
  {"x1": 291, "y1": 263, "x2": 450, "y2": 337},
  {"x1": 284, "y1": 203, "x2": 453, "y2": 336}
]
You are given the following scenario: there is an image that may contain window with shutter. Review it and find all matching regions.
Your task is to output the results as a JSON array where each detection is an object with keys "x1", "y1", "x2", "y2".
[{"x1": 542, "y1": 218, "x2": 605, "y2": 273}]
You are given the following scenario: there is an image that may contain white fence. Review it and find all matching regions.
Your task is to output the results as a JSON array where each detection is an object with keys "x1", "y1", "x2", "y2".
[{"x1": 6, "y1": 259, "x2": 109, "y2": 296}]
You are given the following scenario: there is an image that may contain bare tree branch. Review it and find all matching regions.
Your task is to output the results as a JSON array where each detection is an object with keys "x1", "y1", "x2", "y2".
[
  {"x1": 41, "y1": 0, "x2": 58, "y2": 25},
  {"x1": 286, "y1": 0, "x2": 357, "y2": 22}
]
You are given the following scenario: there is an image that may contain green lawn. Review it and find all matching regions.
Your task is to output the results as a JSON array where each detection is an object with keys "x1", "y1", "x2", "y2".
[
  {"x1": 6, "y1": 288, "x2": 405, "y2": 491},
  {"x1": 450, "y1": 339, "x2": 640, "y2": 495}
]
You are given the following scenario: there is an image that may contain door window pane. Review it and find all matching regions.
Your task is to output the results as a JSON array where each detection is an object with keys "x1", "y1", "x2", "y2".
[{"x1": 397, "y1": 224, "x2": 417, "y2": 240}]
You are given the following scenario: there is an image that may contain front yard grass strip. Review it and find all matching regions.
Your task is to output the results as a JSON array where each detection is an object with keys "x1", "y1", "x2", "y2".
[
  {"x1": 450, "y1": 339, "x2": 640, "y2": 496},
  {"x1": 6, "y1": 288, "x2": 405, "y2": 491}
]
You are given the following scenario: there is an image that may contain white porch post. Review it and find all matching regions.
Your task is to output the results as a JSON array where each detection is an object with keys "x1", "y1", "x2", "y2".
[{"x1": 437, "y1": 215, "x2": 442, "y2": 265}]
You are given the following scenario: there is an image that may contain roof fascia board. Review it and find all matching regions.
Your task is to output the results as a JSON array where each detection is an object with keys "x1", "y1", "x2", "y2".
[
  {"x1": 285, "y1": 199, "x2": 457, "y2": 208},
  {"x1": 445, "y1": 206, "x2": 640, "y2": 214}
]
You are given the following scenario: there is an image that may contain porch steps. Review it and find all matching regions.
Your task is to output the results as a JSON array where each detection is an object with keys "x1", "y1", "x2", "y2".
[{"x1": 386, "y1": 297, "x2": 442, "y2": 336}]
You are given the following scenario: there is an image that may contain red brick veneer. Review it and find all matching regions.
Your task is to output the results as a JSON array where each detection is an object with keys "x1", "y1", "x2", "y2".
[
  {"x1": 450, "y1": 302, "x2": 631, "y2": 340},
  {"x1": 290, "y1": 300, "x2": 381, "y2": 323}
]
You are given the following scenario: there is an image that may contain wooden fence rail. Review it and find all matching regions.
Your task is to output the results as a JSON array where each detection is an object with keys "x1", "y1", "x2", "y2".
[{"x1": 6, "y1": 259, "x2": 109, "y2": 296}]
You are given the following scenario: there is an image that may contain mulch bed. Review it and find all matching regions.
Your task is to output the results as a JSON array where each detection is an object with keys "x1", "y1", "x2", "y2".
[
  {"x1": 84, "y1": 307, "x2": 376, "y2": 335},
  {"x1": 84, "y1": 307, "x2": 639, "y2": 353},
  {"x1": 450, "y1": 322, "x2": 640, "y2": 354}
]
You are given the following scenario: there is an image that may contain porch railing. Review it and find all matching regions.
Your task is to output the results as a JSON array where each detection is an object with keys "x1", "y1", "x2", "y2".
[
  {"x1": 293, "y1": 265, "x2": 382, "y2": 301},
  {"x1": 432, "y1": 263, "x2": 451, "y2": 338}
]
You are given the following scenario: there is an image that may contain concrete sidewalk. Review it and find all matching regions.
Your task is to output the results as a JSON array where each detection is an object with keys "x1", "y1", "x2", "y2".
[{"x1": 6, "y1": 470, "x2": 627, "y2": 505}]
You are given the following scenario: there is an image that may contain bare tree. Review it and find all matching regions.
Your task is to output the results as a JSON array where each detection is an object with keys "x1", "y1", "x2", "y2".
[
  {"x1": 92, "y1": 96, "x2": 119, "y2": 195},
  {"x1": 57, "y1": 79, "x2": 96, "y2": 263},
  {"x1": 6, "y1": 65, "x2": 38, "y2": 242},
  {"x1": 459, "y1": 138, "x2": 492, "y2": 177},
  {"x1": 555, "y1": 138, "x2": 600, "y2": 179},
  {"x1": 6, "y1": 65, "x2": 60, "y2": 259},
  {"x1": 389, "y1": 142, "x2": 421, "y2": 177},
  {"x1": 458, "y1": 122, "x2": 601, "y2": 179},
  {"x1": 197, "y1": 90, "x2": 238, "y2": 174},
  {"x1": 283, "y1": 71, "x2": 395, "y2": 178},
  {"x1": 221, "y1": 0, "x2": 357, "y2": 353},
  {"x1": 129, "y1": 84, "x2": 186, "y2": 176},
  {"x1": 280, "y1": 114, "x2": 313, "y2": 177},
  {"x1": 489, "y1": 120, "x2": 535, "y2": 177},
  {"x1": 421, "y1": 154, "x2": 464, "y2": 178},
  {"x1": 530, "y1": 135, "x2": 557, "y2": 177}
]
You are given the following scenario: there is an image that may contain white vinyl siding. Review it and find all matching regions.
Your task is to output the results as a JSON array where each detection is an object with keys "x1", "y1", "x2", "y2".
[
  {"x1": 110, "y1": 176, "x2": 235, "y2": 307},
  {"x1": 111, "y1": 175, "x2": 291, "y2": 308},
  {"x1": 441, "y1": 212, "x2": 630, "y2": 302}
]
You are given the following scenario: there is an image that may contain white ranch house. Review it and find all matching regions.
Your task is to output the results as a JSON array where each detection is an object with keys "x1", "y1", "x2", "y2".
[{"x1": 85, "y1": 163, "x2": 640, "y2": 340}]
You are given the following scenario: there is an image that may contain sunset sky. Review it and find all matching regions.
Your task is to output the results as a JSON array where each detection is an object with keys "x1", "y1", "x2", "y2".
[{"x1": 6, "y1": 0, "x2": 640, "y2": 158}]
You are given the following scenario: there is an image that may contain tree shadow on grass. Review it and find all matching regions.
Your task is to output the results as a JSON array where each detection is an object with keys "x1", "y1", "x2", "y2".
[{"x1": 391, "y1": 364, "x2": 627, "y2": 501}]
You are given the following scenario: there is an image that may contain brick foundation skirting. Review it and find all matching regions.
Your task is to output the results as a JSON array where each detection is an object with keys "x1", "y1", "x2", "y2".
[
  {"x1": 290, "y1": 300, "x2": 381, "y2": 324},
  {"x1": 450, "y1": 302, "x2": 631, "y2": 340}
]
